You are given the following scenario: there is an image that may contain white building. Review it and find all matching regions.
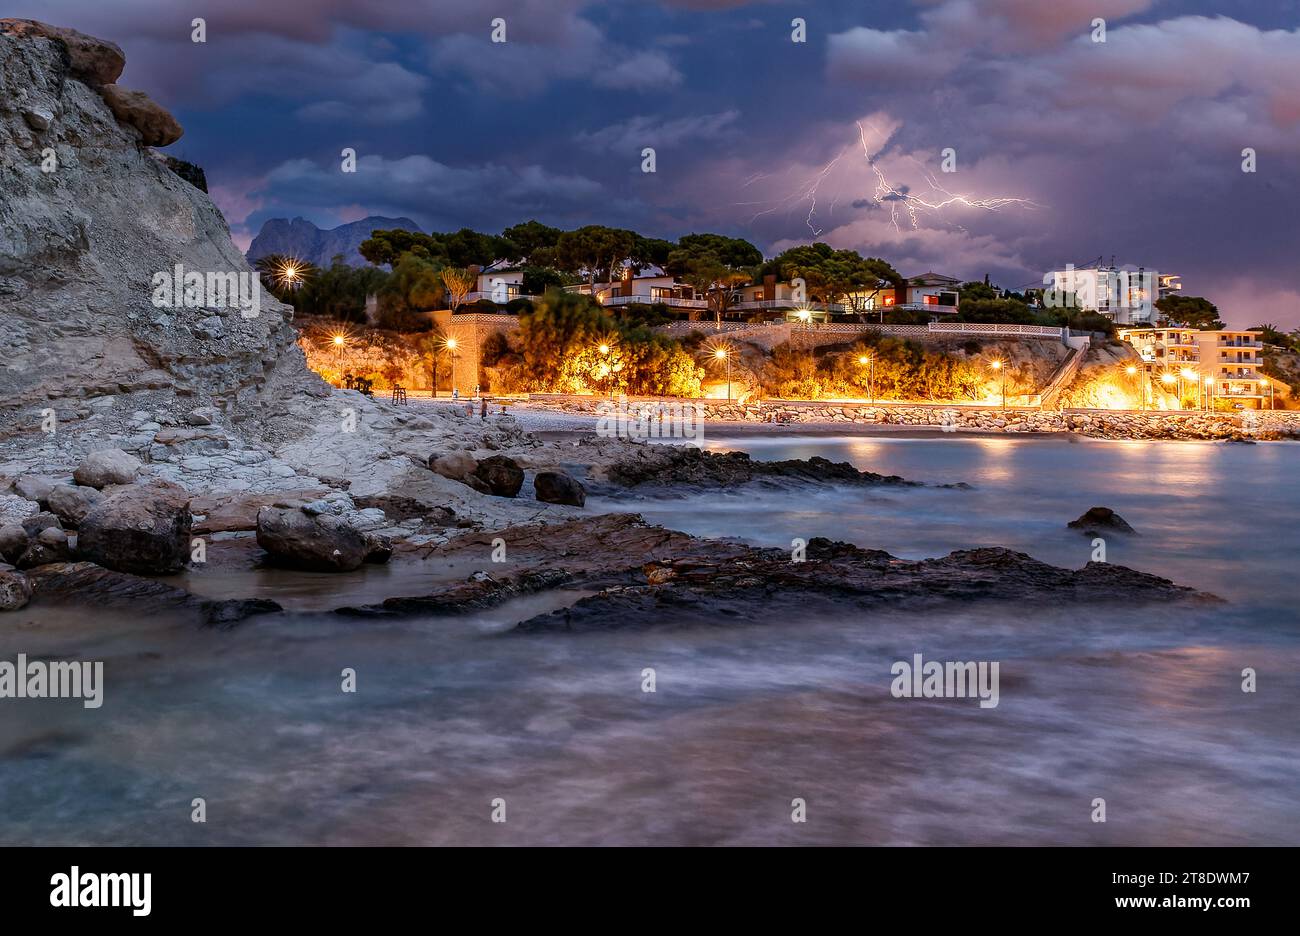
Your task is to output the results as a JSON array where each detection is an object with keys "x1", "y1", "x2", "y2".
[{"x1": 1046, "y1": 265, "x2": 1178, "y2": 325}]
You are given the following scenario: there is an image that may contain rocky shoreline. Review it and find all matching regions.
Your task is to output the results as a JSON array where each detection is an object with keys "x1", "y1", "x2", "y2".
[
  {"x1": 0, "y1": 21, "x2": 1231, "y2": 627},
  {"x1": 510, "y1": 397, "x2": 1300, "y2": 441}
]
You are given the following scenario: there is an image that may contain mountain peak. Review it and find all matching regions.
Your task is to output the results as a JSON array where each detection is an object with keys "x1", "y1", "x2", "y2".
[{"x1": 246, "y1": 216, "x2": 424, "y2": 268}]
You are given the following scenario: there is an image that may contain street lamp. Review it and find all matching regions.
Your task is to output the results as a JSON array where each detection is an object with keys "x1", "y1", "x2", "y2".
[
  {"x1": 858, "y1": 354, "x2": 876, "y2": 405},
  {"x1": 432, "y1": 336, "x2": 458, "y2": 399},
  {"x1": 1180, "y1": 368, "x2": 1198, "y2": 410},
  {"x1": 1125, "y1": 365, "x2": 1140, "y2": 410},
  {"x1": 989, "y1": 359, "x2": 1006, "y2": 410},
  {"x1": 714, "y1": 346, "x2": 733, "y2": 402},
  {"x1": 330, "y1": 332, "x2": 347, "y2": 382},
  {"x1": 1204, "y1": 376, "x2": 1214, "y2": 412},
  {"x1": 1262, "y1": 377, "x2": 1274, "y2": 410},
  {"x1": 598, "y1": 342, "x2": 612, "y2": 397},
  {"x1": 1160, "y1": 371, "x2": 1176, "y2": 409}
]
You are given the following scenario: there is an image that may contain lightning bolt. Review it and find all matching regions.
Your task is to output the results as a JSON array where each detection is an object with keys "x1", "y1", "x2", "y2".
[
  {"x1": 738, "y1": 121, "x2": 1041, "y2": 240},
  {"x1": 743, "y1": 145, "x2": 851, "y2": 237},
  {"x1": 856, "y1": 120, "x2": 1041, "y2": 233}
]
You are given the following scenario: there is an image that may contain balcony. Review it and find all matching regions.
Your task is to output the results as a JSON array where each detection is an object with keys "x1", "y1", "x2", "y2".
[
  {"x1": 602, "y1": 294, "x2": 708, "y2": 309},
  {"x1": 463, "y1": 290, "x2": 540, "y2": 304}
]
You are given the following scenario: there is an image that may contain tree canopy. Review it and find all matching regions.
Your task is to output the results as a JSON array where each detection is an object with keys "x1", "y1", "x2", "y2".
[{"x1": 1155, "y1": 295, "x2": 1223, "y2": 330}]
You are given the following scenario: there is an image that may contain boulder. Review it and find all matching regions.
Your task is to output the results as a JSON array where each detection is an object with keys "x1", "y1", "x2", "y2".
[
  {"x1": 76, "y1": 485, "x2": 192, "y2": 575},
  {"x1": 0, "y1": 525, "x2": 28, "y2": 564},
  {"x1": 0, "y1": 564, "x2": 33, "y2": 611},
  {"x1": 13, "y1": 474, "x2": 57, "y2": 504},
  {"x1": 533, "y1": 470, "x2": 586, "y2": 507},
  {"x1": 0, "y1": 19, "x2": 125, "y2": 86},
  {"x1": 46, "y1": 484, "x2": 103, "y2": 527},
  {"x1": 73, "y1": 448, "x2": 142, "y2": 488},
  {"x1": 1068, "y1": 506, "x2": 1136, "y2": 535},
  {"x1": 256, "y1": 507, "x2": 385, "y2": 572},
  {"x1": 429, "y1": 451, "x2": 478, "y2": 482},
  {"x1": 363, "y1": 533, "x2": 394, "y2": 564},
  {"x1": 99, "y1": 84, "x2": 183, "y2": 147},
  {"x1": 20, "y1": 512, "x2": 62, "y2": 536},
  {"x1": 17, "y1": 527, "x2": 73, "y2": 569},
  {"x1": 186, "y1": 406, "x2": 218, "y2": 426},
  {"x1": 474, "y1": 455, "x2": 524, "y2": 498}
]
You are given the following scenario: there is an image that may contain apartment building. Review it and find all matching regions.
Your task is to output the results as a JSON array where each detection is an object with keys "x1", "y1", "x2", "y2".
[
  {"x1": 1119, "y1": 327, "x2": 1266, "y2": 408},
  {"x1": 1047, "y1": 265, "x2": 1178, "y2": 325}
]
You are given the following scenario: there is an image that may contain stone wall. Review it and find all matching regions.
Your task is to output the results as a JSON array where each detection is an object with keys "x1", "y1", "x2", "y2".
[{"x1": 514, "y1": 395, "x2": 1300, "y2": 441}]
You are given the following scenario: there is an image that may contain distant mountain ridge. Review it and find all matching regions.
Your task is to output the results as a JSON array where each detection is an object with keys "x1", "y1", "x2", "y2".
[{"x1": 245, "y1": 216, "x2": 423, "y2": 268}]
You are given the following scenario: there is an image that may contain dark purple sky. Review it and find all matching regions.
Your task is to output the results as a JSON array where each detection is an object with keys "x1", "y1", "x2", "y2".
[{"x1": 18, "y1": 0, "x2": 1300, "y2": 327}]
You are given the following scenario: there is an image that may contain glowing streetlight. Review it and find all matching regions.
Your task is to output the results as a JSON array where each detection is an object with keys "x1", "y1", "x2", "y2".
[
  {"x1": 328, "y1": 331, "x2": 349, "y2": 378},
  {"x1": 1180, "y1": 368, "x2": 1198, "y2": 410},
  {"x1": 599, "y1": 343, "x2": 610, "y2": 355},
  {"x1": 432, "y1": 335, "x2": 458, "y2": 399},
  {"x1": 989, "y1": 359, "x2": 1006, "y2": 410},
  {"x1": 1125, "y1": 365, "x2": 1141, "y2": 411},
  {"x1": 858, "y1": 353, "x2": 876, "y2": 405},
  {"x1": 714, "y1": 345, "x2": 733, "y2": 402},
  {"x1": 1204, "y1": 376, "x2": 1214, "y2": 412},
  {"x1": 1262, "y1": 377, "x2": 1274, "y2": 410}
]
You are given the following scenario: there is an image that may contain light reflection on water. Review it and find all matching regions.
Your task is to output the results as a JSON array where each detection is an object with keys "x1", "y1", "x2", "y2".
[{"x1": 1, "y1": 436, "x2": 1297, "y2": 844}]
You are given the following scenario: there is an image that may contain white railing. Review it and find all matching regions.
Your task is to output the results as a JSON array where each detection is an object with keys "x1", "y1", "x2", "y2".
[
  {"x1": 600, "y1": 295, "x2": 709, "y2": 309},
  {"x1": 463, "y1": 291, "x2": 541, "y2": 304}
]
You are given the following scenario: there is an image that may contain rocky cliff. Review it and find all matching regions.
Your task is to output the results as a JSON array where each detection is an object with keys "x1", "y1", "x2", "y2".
[{"x1": 0, "y1": 21, "x2": 328, "y2": 460}]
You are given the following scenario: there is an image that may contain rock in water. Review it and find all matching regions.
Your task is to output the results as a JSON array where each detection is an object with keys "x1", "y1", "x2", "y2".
[
  {"x1": 46, "y1": 484, "x2": 103, "y2": 526},
  {"x1": 1068, "y1": 506, "x2": 1136, "y2": 535},
  {"x1": 77, "y1": 485, "x2": 192, "y2": 575},
  {"x1": 99, "y1": 84, "x2": 183, "y2": 147},
  {"x1": 73, "y1": 449, "x2": 142, "y2": 488},
  {"x1": 0, "y1": 19, "x2": 124, "y2": 86},
  {"x1": 255, "y1": 507, "x2": 388, "y2": 572},
  {"x1": 0, "y1": 565, "x2": 33, "y2": 611},
  {"x1": 474, "y1": 456, "x2": 524, "y2": 498},
  {"x1": 534, "y1": 470, "x2": 586, "y2": 507}
]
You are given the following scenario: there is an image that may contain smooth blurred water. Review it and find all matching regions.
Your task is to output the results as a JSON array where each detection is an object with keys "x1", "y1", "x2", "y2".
[{"x1": 1, "y1": 435, "x2": 1297, "y2": 845}]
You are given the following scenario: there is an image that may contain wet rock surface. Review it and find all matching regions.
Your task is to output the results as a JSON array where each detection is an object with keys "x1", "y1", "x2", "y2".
[
  {"x1": 602, "y1": 447, "x2": 913, "y2": 491},
  {"x1": 256, "y1": 506, "x2": 391, "y2": 572},
  {"x1": 516, "y1": 533, "x2": 1215, "y2": 633},
  {"x1": 1069, "y1": 506, "x2": 1137, "y2": 535},
  {"x1": 24, "y1": 562, "x2": 280, "y2": 627},
  {"x1": 77, "y1": 484, "x2": 192, "y2": 575},
  {"x1": 329, "y1": 514, "x2": 1213, "y2": 629}
]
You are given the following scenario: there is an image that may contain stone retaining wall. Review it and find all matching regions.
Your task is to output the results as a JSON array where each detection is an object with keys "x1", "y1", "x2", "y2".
[{"x1": 515, "y1": 395, "x2": 1300, "y2": 440}]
